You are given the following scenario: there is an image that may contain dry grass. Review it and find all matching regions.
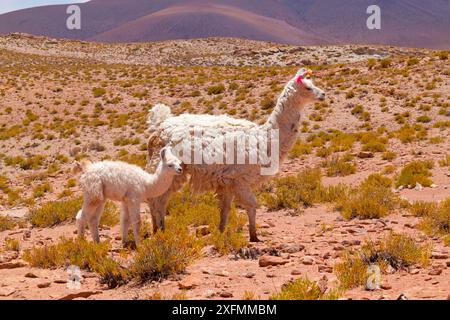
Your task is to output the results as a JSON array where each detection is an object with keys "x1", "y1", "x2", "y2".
[
  {"x1": 396, "y1": 160, "x2": 433, "y2": 188},
  {"x1": 270, "y1": 277, "x2": 340, "y2": 300}
]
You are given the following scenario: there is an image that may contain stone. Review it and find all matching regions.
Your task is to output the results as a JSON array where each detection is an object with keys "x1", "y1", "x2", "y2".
[
  {"x1": 219, "y1": 291, "x2": 233, "y2": 298},
  {"x1": 258, "y1": 255, "x2": 288, "y2": 267},
  {"x1": 431, "y1": 252, "x2": 448, "y2": 259},
  {"x1": 244, "y1": 272, "x2": 256, "y2": 278},
  {"x1": 414, "y1": 183, "x2": 423, "y2": 191},
  {"x1": 24, "y1": 272, "x2": 38, "y2": 278},
  {"x1": 178, "y1": 276, "x2": 201, "y2": 290},
  {"x1": 37, "y1": 282, "x2": 51, "y2": 289},
  {"x1": 54, "y1": 279, "x2": 67, "y2": 284},
  {"x1": 318, "y1": 265, "x2": 333, "y2": 273},
  {"x1": 0, "y1": 287, "x2": 16, "y2": 297},
  {"x1": 428, "y1": 269, "x2": 442, "y2": 276},
  {"x1": 58, "y1": 291, "x2": 102, "y2": 300},
  {"x1": 357, "y1": 152, "x2": 374, "y2": 159},
  {"x1": 291, "y1": 269, "x2": 302, "y2": 275},
  {"x1": 301, "y1": 256, "x2": 314, "y2": 265},
  {"x1": 0, "y1": 261, "x2": 27, "y2": 269},
  {"x1": 380, "y1": 283, "x2": 392, "y2": 290},
  {"x1": 281, "y1": 244, "x2": 305, "y2": 253},
  {"x1": 196, "y1": 225, "x2": 210, "y2": 237},
  {"x1": 409, "y1": 268, "x2": 420, "y2": 275},
  {"x1": 204, "y1": 290, "x2": 216, "y2": 298},
  {"x1": 214, "y1": 270, "x2": 230, "y2": 277}
]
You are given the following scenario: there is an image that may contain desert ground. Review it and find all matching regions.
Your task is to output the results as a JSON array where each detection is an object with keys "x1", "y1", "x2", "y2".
[{"x1": 0, "y1": 34, "x2": 448, "y2": 300}]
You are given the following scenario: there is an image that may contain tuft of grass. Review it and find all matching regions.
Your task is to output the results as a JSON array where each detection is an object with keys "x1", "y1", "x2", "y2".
[
  {"x1": 335, "y1": 233, "x2": 431, "y2": 289},
  {"x1": 270, "y1": 277, "x2": 339, "y2": 300},
  {"x1": 395, "y1": 160, "x2": 433, "y2": 188},
  {"x1": 131, "y1": 229, "x2": 199, "y2": 283},
  {"x1": 28, "y1": 197, "x2": 118, "y2": 227},
  {"x1": 0, "y1": 215, "x2": 16, "y2": 231},
  {"x1": 322, "y1": 155, "x2": 356, "y2": 177},
  {"x1": 289, "y1": 139, "x2": 312, "y2": 158},
  {"x1": 418, "y1": 198, "x2": 450, "y2": 238},
  {"x1": 23, "y1": 237, "x2": 110, "y2": 270},
  {"x1": 167, "y1": 189, "x2": 247, "y2": 254},
  {"x1": 409, "y1": 201, "x2": 437, "y2": 217},
  {"x1": 4, "y1": 238, "x2": 20, "y2": 251},
  {"x1": 260, "y1": 168, "x2": 324, "y2": 212},
  {"x1": 336, "y1": 174, "x2": 397, "y2": 220}
]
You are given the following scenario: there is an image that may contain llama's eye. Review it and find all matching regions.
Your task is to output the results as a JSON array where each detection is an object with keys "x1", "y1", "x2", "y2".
[{"x1": 168, "y1": 164, "x2": 173, "y2": 168}]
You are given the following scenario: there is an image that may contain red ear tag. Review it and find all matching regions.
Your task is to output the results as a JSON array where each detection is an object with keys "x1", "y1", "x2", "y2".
[{"x1": 296, "y1": 75, "x2": 304, "y2": 86}]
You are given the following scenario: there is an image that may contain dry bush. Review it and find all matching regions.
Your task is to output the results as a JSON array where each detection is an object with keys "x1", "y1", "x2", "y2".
[
  {"x1": 0, "y1": 215, "x2": 16, "y2": 231},
  {"x1": 396, "y1": 160, "x2": 433, "y2": 188},
  {"x1": 335, "y1": 233, "x2": 431, "y2": 289},
  {"x1": 270, "y1": 277, "x2": 339, "y2": 300},
  {"x1": 336, "y1": 174, "x2": 397, "y2": 219},
  {"x1": 260, "y1": 168, "x2": 324, "y2": 211},
  {"x1": 167, "y1": 189, "x2": 247, "y2": 254},
  {"x1": 28, "y1": 197, "x2": 118, "y2": 227},
  {"x1": 131, "y1": 229, "x2": 199, "y2": 283},
  {"x1": 418, "y1": 198, "x2": 450, "y2": 239}
]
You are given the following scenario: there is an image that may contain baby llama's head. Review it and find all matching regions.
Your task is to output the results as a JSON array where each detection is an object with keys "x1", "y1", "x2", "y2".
[{"x1": 159, "y1": 146, "x2": 183, "y2": 176}]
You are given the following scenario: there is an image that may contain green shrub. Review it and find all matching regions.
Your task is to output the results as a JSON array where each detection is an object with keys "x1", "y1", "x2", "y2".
[
  {"x1": 396, "y1": 161, "x2": 433, "y2": 188},
  {"x1": 337, "y1": 174, "x2": 397, "y2": 219}
]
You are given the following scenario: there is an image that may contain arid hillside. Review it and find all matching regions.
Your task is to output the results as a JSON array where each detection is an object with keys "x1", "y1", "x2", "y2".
[
  {"x1": 0, "y1": 35, "x2": 448, "y2": 300},
  {"x1": 0, "y1": 0, "x2": 450, "y2": 48}
]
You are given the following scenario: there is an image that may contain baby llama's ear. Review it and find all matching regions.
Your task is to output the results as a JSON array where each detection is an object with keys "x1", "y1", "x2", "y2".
[{"x1": 160, "y1": 148, "x2": 167, "y2": 162}]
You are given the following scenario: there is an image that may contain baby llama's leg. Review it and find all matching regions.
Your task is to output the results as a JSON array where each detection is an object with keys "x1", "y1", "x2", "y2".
[
  {"x1": 234, "y1": 187, "x2": 260, "y2": 242},
  {"x1": 127, "y1": 200, "x2": 142, "y2": 247},
  {"x1": 76, "y1": 209, "x2": 87, "y2": 238},
  {"x1": 85, "y1": 200, "x2": 105, "y2": 243},
  {"x1": 120, "y1": 203, "x2": 131, "y2": 247}
]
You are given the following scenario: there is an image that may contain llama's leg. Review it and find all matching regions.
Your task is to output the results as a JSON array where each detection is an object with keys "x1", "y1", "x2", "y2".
[
  {"x1": 148, "y1": 190, "x2": 171, "y2": 234},
  {"x1": 85, "y1": 201, "x2": 105, "y2": 243},
  {"x1": 76, "y1": 209, "x2": 87, "y2": 238},
  {"x1": 128, "y1": 201, "x2": 142, "y2": 247},
  {"x1": 234, "y1": 187, "x2": 260, "y2": 242},
  {"x1": 120, "y1": 203, "x2": 131, "y2": 247},
  {"x1": 218, "y1": 190, "x2": 233, "y2": 233}
]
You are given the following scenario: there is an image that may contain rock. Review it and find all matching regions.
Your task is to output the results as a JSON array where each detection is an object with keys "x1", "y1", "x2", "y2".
[
  {"x1": 397, "y1": 293, "x2": 408, "y2": 300},
  {"x1": 37, "y1": 282, "x2": 51, "y2": 289},
  {"x1": 318, "y1": 265, "x2": 333, "y2": 273},
  {"x1": 244, "y1": 272, "x2": 255, "y2": 278},
  {"x1": 430, "y1": 184, "x2": 438, "y2": 188},
  {"x1": 301, "y1": 256, "x2": 314, "y2": 265},
  {"x1": 409, "y1": 268, "x2": 420, "y2": 275},
  {"x1": 195, "y1": 225, "x2": 210, "y2": 237},
  {"x1": 54, "y1": 279, "x2": 67, "y2": 284},
  {"x1": 25, "y1": 272, "x2": 38, "y2": 278},
  {"x1": 201, "y1": 268, "x2": 211, "y2": 274},
  {"x1": 258, "y1": 255, "x2": 288, "y2": 267},
  {"x1": 58, "y1": 291, "x2": 102, "y2": 300},
  {"x1": 178, "y1": 276, "x2": 201, "y2": 290},
  {"x1": 357, "y1": 152, "x2": 374, "y2": 159},
  {"x1": 447, "y1": 261, "x2": 450, "y2": 267},
  {"x1": 260, "y1": 223, "x2": 271, "y2": 229},
  {"x1": 219, "y1": 291, "x2": 233, "y2": 298},
  {"x1": 431, "y1": 252, "x2": 448, "y2": 259},
  {"x1": 204, "y1": 290, "x2": 216, "y2": 298},
  {"x1": 414, "y1": 183, "x2": 423, "y2": 191},
  {"x1": 214, "y1": 270, "x2": 230, "y2": 277},
  {"x1": 291, "y1": 269, "x2": 302, "y2": 275},
  {"x1": 385, "y1": 265, "x2": 396, "y2": 274},
  {"x1": 333, "y1": 245, "x2": 345, "y2": 251},
  {"x1": 0, "y1": 287, "x2": 16, "y2": 297},
  {"x1": 266, "y1": 273, "x2": 276, "y2": 278},
  {"x1": 0, "y1": 261, "x2": 27, "y2": 269},
  {"x1": 428, "y1": 269, "x2": 442, "y2": 276},
  {"x1": 281, "y1": 244, "x2": 305, "y2": 253},
  {"x1": 380, "y1": 283, "x2": 392, "y2": 290}
]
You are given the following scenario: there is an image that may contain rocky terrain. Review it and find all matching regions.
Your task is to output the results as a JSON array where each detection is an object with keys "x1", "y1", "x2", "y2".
[{"x1": 0, "y1": 35, "x2": 448, "y2": 300}]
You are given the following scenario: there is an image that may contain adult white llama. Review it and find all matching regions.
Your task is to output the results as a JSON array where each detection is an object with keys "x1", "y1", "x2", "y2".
[
  {"x1": 74, "y1": 146, "x2": 183, "y2": 246},
  {"x1": 146, "y1": 68, "x2": 325, "y2": 242}
]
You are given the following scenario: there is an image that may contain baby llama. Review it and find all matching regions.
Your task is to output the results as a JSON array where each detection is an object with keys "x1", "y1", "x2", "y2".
[{"x1": 74, "y1": 146, "x2": 183, "y2": 246}]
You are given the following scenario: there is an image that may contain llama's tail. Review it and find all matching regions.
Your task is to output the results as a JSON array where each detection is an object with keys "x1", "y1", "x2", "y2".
[
  {"x1": 73, "y1": 159, "x2": 92, "y2": 174},
  {"x1": 147, "y1": 103, "x2": 173, "y2": 132}
]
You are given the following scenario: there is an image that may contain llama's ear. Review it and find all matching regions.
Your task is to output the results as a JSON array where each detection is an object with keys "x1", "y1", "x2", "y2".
[{"x1": 160, "y1": 148, "x2": 167, "y2": 162}]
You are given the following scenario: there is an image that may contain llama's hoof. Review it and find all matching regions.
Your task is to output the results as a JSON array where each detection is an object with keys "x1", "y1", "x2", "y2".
[{"x1": 123, "y1": 240, "x2": 137, "y2": 250}]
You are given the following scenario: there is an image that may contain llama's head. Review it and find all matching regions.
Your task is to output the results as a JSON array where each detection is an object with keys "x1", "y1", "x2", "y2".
[
  {"x1": 160, "y1": 146, "x2": 183, "y2": 175},
  {"x1": 293, "y1": 68, "x2": 325, "y2": 104}
]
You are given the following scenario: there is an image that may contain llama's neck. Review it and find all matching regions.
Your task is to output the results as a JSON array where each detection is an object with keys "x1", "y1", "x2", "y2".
[
  {"x1": 263, "y1": 80, "x2": 304, "y2": 163},
  {"x1": 143, "y1": 164, "x2": 174, "y2": 199}
]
